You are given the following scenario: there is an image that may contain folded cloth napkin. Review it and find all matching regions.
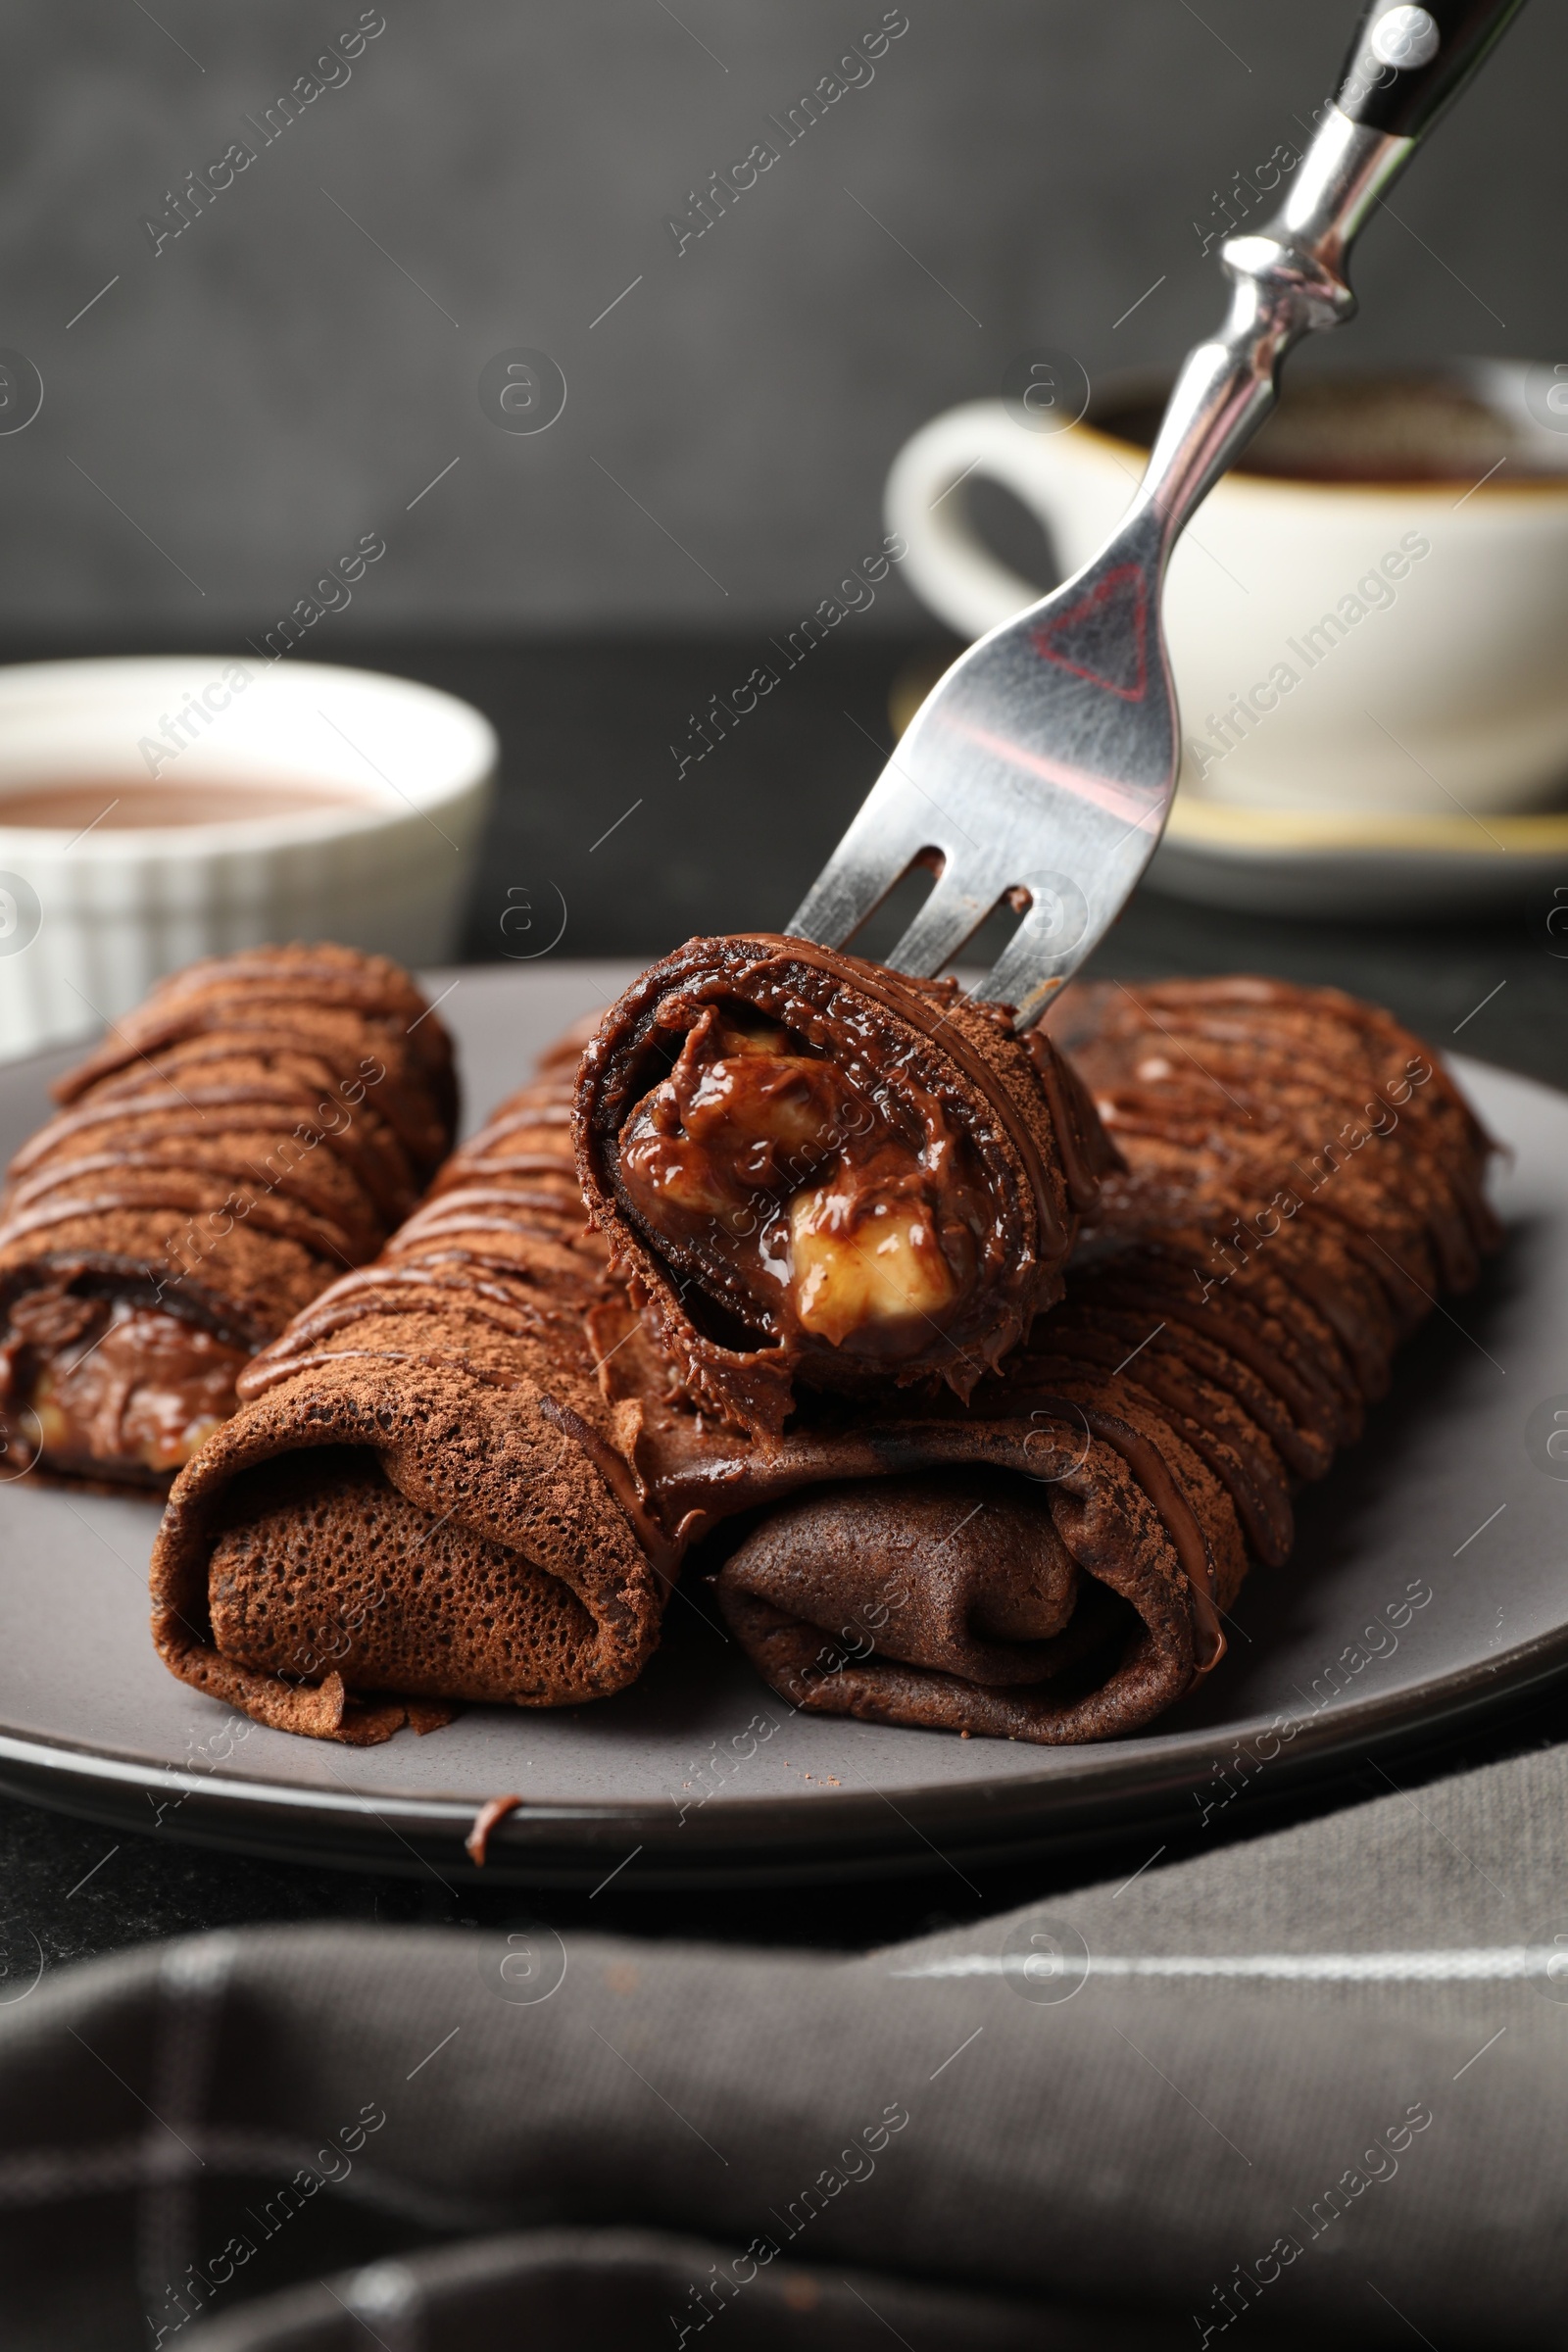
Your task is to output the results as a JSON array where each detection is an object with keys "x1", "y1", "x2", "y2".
[
  {"x1": 0, "y1": 1740, "x2": 1563, "y2": 2349},
  {"x1": 0, "y1": 946, "x2": 457, "y2": 1486}
]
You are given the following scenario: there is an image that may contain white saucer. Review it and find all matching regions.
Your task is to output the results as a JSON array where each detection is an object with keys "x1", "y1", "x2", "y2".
[
  {"x1": 1145, "y1": 792, "x2": 1568, "y2": 918},
  {"x1": 889, "y1": 657, "x2": 1567, "y2": 921}
]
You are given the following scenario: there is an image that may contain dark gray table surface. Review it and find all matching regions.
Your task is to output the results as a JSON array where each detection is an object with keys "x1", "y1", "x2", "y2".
[{"x1": 2, "y1": 631, "x2": 1565, "y2": 1975}]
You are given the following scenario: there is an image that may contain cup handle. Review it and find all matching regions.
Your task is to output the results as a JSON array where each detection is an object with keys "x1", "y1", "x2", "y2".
[{"x1": 884, "y1": 399, "x2": 1081, "y2": 640}]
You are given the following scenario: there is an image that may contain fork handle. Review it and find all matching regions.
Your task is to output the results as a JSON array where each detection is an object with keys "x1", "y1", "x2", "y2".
[
  {"x1": 1131, "y1": 0, "x2": 1526, "y2": 556},
  {"x1": 1333, "y1": 0, "x2": 1526, "y2": 135}
]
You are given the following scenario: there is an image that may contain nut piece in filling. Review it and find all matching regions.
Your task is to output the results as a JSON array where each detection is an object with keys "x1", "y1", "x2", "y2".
[
  {"x1": 0, "y1": 1289, "x2": 247, "y2": 1482},
  {"x1": 614, "y1": 1004, "x2": 987, "y2": 1362}
]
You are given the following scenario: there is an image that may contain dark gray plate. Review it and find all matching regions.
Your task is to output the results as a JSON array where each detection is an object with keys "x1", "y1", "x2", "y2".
[{"x1": 1, "y1": 965, "x2": 1564, "y2": 1886}]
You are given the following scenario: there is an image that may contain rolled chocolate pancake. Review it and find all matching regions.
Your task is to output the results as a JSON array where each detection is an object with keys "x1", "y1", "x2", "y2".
[
  {"x1": 710, "y1": 978, "x2": 1499, "y2": 1741},
  {"x1": 574, "y1": 934, "x2": 1113, "y2": 1441},
  {"x1": 150, "y1": 1022, "x2": 669, "y2": 1742},
  {"x1": 0, "y1": 945, "x2": 456, "y2": 1486},
  {"x1": 149, "y1": 974, "x2": 1498, "y2": 1750}
]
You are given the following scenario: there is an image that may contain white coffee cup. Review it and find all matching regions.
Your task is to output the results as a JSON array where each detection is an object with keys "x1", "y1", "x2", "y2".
[
  {"x1": 886, "y1": 361, "x2": 1568, "y2": 818},
  {"x1": 0, "y1": 657, "x2": 495, "y2": 1062}
]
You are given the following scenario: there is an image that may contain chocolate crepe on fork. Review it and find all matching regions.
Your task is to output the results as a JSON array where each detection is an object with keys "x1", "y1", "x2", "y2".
[
  {"x1": 574, "y1": 933, "x2": 1112, "y2": 1440},
  {"x1": 0, "y1": 945, "x2": 456, "y2": 1486}
]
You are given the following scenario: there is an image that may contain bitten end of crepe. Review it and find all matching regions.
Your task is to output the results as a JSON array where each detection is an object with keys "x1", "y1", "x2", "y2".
[{"x1": 573, "y1": 934, "x2": 1117, "y2": 1446}]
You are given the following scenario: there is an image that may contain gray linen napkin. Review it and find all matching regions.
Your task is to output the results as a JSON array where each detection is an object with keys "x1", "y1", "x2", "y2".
[{"x1": 1, "y1": 1739, "x2": 1563, "y2": 2351}]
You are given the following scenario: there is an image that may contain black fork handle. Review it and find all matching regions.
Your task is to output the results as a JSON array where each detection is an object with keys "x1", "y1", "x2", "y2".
[{"x1": 1333, "y1": 0, "x2": 1528, "y2": 140}]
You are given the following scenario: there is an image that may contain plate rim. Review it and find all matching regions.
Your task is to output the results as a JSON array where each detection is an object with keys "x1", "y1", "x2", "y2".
[{"x1": 2, "y1": 1617, "x2": 1564, "y2": 1884}]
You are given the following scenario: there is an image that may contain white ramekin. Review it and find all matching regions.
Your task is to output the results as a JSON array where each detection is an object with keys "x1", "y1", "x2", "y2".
[{"x1": 0, "y1": 657, "x2": 496, "y2": 1061}]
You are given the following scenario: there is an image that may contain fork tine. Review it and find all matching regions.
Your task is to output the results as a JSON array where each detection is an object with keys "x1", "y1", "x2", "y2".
[
  {"x1": 787, "y1": 843, "x2": 899, "y2": 952},
  {"x1": 791, "y1": 510, "x2": 1175, "y2": 1001},
  {"x1": 884, "y1": 873, "x2": 1001, "y2": 979},
  {"x1": 977, "y1": 896, "x2": 1088, "y2": 1030},
  {"x1": 788, "y1": 777, "x2": 943, "y2": 950}
]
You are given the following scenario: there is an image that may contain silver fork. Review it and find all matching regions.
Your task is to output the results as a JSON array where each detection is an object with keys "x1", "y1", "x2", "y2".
[{"x1": 790, "y1": 0, "x2": 1525, "y2": 1032}]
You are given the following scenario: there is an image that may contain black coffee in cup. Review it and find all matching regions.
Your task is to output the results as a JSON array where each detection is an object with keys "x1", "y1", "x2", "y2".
[{"x1": 1095, "y1": 372, "x2": 1556, "y2": 485}]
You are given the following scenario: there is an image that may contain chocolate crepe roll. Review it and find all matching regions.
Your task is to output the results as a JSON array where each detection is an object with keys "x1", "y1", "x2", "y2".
[
  {"x1": 574, "y1": 934, "x2": 1114, "y2": 1442},
  {"x1": 0, "y1": 945, "x2": 456, "y2": 1486},
  {"x1": 710, "y1": 979, "x2": 1499, "y2": 1742},
  {"x1": 1055, "y1": 974, "x2": 1498, "y2": 1294},
  {"x1": 150, "y1": 1025, "x2": 668, "y2": 1743},
  {"x1": 614, "y1": 1341, "x2": 1239, "y2": 1742}
]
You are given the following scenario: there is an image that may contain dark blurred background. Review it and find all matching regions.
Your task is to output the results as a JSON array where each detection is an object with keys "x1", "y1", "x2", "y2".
[
  {"x1": 4, "y1": 0, "x2": 1563, "y2": 630},
  {"x1": 1, "y1": 0, "x2": 1564, "y2": 1045}
]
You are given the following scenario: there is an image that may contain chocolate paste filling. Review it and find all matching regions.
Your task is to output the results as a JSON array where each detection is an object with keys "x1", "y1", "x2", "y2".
[
  {"x1": 0, "y1": 942, "x2": 459, "y2": 1490},
  {"x1": 616, "y1": 1002, "x2": 996, "y2": 1365},
  {"x1": 0, "y1": 1282, "x2": 248, "y2": 1483},
  {"x1": 576, "y1": 935, "x2": 1110, "y2": 1441}
]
